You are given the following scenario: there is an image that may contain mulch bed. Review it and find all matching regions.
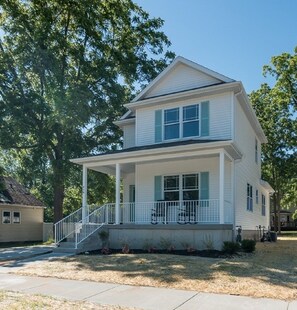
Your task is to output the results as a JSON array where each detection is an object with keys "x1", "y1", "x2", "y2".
[{"x1": 83, "y1": 248, "x2": 231, "y2": 258}]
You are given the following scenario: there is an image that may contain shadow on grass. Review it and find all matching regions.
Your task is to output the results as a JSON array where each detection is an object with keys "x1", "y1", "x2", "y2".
[{"x1": 212, "y1": 239, "x2": 297, "y2": 289}]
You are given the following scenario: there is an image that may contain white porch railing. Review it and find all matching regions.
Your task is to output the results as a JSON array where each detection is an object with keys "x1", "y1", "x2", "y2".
[
  {"x1": 55, "y1": 199, "x2": 231, "y2": 247},
  {"x1": 121, "y1": 199, "x2": 221, "y2": 224}
]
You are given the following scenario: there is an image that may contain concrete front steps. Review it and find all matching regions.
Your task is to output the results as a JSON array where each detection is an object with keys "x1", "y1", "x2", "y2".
[{"x1": 53, "y1": 230, "x2": 103, "y2": 254}]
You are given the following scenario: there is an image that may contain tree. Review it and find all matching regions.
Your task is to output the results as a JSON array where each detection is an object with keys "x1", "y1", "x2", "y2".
[
  {"x1": 250, "y1": 48, "x2": 297, "y2": 232},
  {"x1": 0, "y1": 0, "x2": 174, "y2": 223}
]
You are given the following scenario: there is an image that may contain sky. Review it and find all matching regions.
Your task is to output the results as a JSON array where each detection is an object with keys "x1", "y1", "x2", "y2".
[{"x1": 135, "y1": 0, "x2": 297, "y2": 93}]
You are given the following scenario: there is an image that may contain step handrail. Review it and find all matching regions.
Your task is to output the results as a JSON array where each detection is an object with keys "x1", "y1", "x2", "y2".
[
  {"x1": 75, "y1": 204, "x2": 110, "y2": 248},
  {"x1": 54, "y1": 207, "x2": 83, "y2": 244}
]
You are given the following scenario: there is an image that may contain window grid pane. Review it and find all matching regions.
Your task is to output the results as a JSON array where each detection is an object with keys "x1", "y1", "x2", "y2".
[
  {"x1": 183, "y1": 104, "x2": 199, "y2": 138},
  {"x1": 183, "y1": 174, "x2": 199, "y2": 201},
  {"x1": 164, "y1": 108, "x2": 179, "y2": 124},
  {"x1": 183, "y1": 105, "x2": 199, "y2": 121}
]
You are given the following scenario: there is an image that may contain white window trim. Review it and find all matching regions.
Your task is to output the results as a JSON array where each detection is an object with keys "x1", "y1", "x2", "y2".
[
  {"x1": 163, "y1": 104, "x2": 201, "y2": 141},
  {"x1": 2, "y1": 210, "x2": 11, "y2": 224},
  {"x1": 162, "y1": 173, "x2": 200, "y2": 201},
  {"x1": 13, "y1": 211, "x2": 21, "y2": 224}
]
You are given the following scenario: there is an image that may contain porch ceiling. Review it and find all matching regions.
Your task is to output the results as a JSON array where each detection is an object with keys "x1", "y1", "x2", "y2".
[{"x1": 72, "y1": 140, "x2": 242, "y2": 176}]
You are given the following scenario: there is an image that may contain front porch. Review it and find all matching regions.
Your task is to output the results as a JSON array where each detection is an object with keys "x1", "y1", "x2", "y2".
[
  {"x1": 96, "y1": 199, "x2": 233, "y2": 225},
  {"x1": 55, "y1": 141, "x2": 242, "y2": 252}
]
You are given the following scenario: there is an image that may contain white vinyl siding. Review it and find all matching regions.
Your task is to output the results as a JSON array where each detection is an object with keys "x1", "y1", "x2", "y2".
[
  {"x1": 136, "y1": 93, "x2": 232, "y2": 146},
  {"x1": 135, "y1": 156, "x2": 223, "y2": 203},
  {"x1": 123, "y1": 173, "x2": 135, "y2": 203},
  {"x1": 234, "y1": 97, "x2": 268, "y2": 229},
  {"x1": 144, "y1": 63, "x2": 221, "y2": 99}
]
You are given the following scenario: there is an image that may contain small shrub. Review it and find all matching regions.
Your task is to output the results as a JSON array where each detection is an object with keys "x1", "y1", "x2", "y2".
[
  {"x1": 180, "y1": 241, "x2": 196, "y2": 253},
  {"x1": 143, "y1": 239, "x2": 157, "y2": 253},
  {"x1": 43, "y1": 238, "x2": 54, "y2": 245},
  {"x1": 241, "y1": 239, "x2": 256, "y2": 252},
  {"x1": 159, "y1": 237, "x2": 175, "y2": 252},
  {"x1": 203, "y1": 234, "x2": 214, "y2": 250},
  {"x1": 122, "y1": 243, "x2": 130, "y2": 254},
  {"x1": 101, "y1": 247, "x2": 111, "y2": 255},
  {"x1": 98, "y1": 230, "x2": 109, "y2": 241},
  {"x1": 222, "y1": 241, "x2": 240, "y2": 254},
  {"x1": 99, "y1": 230, "x2": 109, "y2": 247}
]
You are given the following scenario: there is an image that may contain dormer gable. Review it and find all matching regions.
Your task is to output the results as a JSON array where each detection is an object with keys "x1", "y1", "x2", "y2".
[{"x1": 133, "y1": 56, "x2": 234, "y2": 102}]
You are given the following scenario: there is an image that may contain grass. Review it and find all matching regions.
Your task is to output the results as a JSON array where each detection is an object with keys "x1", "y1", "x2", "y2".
[
  {"x1": 10, "y1": 236, "x2": 297, "y2": 301},
  {"x1": 0, "y1": 291, "x2": 131, "y2": 309}
]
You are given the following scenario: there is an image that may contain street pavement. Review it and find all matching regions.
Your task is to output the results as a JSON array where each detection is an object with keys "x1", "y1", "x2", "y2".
[{"x1": 0, "y1": 246, "x2": 296, "y2": 310}]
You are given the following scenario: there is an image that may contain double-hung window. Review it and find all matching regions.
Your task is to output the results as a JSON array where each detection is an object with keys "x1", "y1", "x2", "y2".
[
  {"x1": 164, "y1": 108, "x2": 179, "y2": 140},
  {"x1": 163, "y1": 104, "x2": 200, "y2": 140},
  {"x1": 164, "y1": 174, "x2": 199, "y2": 201},
  {"x1": 164, "y1": 175, "x2": 180, "y2": 201},
  {"x1": 13, "y1": 211, "x2": 21, "y2": 224},
  {"x1": 183, "y1": 104, "x2": 199, "y2": 137},
  {"x1": 261, "y1": 194, "x2": 266, "y2": 216},
  {"x1": 247, "y1": 183, "x2": 253, "y2": 211},
  {"x1": 2, "y1": 211, "x2": 11, "y2": 224}
]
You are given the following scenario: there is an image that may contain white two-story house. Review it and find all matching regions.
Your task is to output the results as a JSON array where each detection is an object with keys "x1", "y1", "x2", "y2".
[{"x1": 55, "y1": 57, "x2": 273, "y2": 252}]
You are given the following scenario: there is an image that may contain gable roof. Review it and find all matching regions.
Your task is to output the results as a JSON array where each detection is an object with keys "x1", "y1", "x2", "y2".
[
  {"x1": 0, "y1": 176, "x2": 44, "y2": 207},
  {"x1": 132, "y1": 56, "x2": 234, "y2": 102}
]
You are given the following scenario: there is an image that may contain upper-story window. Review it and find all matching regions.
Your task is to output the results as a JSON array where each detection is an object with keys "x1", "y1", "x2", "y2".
[
  {"x1": 164, "y1": 104, "x2": 199, "y2": 140},
  {"x1": 155, "y1": 101, "x2": 209, "y2": 143},
  {"x1": 164, "y1": 108, "x2": 179, "y2": 140}
]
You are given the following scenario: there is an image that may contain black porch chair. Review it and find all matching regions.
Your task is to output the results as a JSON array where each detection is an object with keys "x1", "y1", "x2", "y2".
[{"x1": 151, "y1": 201, "x2": 166, "y2": 224}]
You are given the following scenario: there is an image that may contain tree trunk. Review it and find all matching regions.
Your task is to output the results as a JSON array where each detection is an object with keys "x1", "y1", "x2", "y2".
[
  {"x1": 53, "y1": 175, "x2": 64, "y2": 224},
  {"x1": 50, "y1": 147, "x2": 65, "y2": 224}
]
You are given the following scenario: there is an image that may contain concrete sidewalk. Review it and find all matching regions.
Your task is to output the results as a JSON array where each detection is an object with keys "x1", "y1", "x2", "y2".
[
  {"x1": 0, "y1": 245, "x2": 55, "y2": 261},
  {"x1": 0, "y1": 273, "x2": 295, "y2": 310}
]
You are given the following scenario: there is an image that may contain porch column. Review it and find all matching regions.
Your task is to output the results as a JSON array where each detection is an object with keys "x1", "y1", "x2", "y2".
[
  {"x1": 82, "y1": 165, "x2": 88, "y2": 223},
  {"x1": 219, "y1": 151, "x2": 225, "y2": 224},
  {"x1": 115, "y1": 163, "x2": 121, "y2": 224}
]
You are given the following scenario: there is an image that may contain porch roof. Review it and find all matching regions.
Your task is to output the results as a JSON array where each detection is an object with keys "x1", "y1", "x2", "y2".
[{"x1": 71, "y1": 139, "x2": 242, "y2": 175}]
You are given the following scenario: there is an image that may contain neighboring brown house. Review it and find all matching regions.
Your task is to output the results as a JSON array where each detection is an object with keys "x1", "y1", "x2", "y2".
[{"x1": 0, "y1": 176, "x2": 45, "y2": 242}]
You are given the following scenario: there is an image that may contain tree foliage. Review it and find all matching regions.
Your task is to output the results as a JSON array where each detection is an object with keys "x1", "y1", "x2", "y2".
[
  {"x1": 250, "y1": 47, "x2": 297, "y2": 231},
  {"x1": 0, "y1": 0, "x2": 174, "y2": 222}
]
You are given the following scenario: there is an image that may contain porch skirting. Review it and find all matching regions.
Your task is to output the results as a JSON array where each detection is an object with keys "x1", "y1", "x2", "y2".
[{"x1": 104, "y1": 224, "x2": 233, "y2": 251}]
